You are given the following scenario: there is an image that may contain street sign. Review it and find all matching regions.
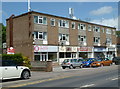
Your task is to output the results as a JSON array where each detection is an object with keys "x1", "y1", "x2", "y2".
[{"x1": 7, "y1": 47, "x2": 15, "y2": 54}]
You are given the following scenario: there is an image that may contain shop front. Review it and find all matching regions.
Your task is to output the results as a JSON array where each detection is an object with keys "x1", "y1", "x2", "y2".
[
  {"x1": 107, "y1": 47, "x2": 116, "y2": 60},
  {"x1": 77, "y1": 47, "x2": 92, "y2": 58},
  {"x1": 34, "y1": 45, "x2": 58, "y2": 61},
  {"x1": 59, "y1": 46, "x2": 77, "y2": 64},
  {"x1": 94, "y1": 47, "x2": 106, "y2": 58}
]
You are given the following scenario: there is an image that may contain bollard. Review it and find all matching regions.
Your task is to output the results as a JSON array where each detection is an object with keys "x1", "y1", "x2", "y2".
[{"x1": 46, "y1": 60, "x2": 53, "y2": 72}]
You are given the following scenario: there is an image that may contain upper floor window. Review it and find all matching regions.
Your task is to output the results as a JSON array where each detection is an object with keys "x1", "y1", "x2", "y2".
[
  {"x1": 34, "y1": 32, "x2": 47, "y2": 40},
  {"x1": 80, "y1": 24, "x2": 86, "y2": 30},
  {"x1": 88, "y1": 25, "x2": 92, "y2": 31},
  {"x1": 106, "y1": 38, "x2": 112, "y2": 44},
  {"x1": 94, "y1": 37, "x2": 100, "y2": 43},
  {"x1": 106, "y1": 29, "x2": 111, "y2": 34},
  {"x1": 72, "y1": 22, "x2": 75, "y2": 29},
  {"x1": 59, "y1": 34, "x2": 69, "y2": 41},
  {"x1": 78, "y1": 35, "x2": 86, "y2": 42},
  {"x1": 93, "y1": 26, "x2": 100, "y2": 32},
  {"x1": 113, "y1": 30, "x2": 116, "y2": 35},
  {"x1": 58, "y1": 20, "x2": 69, "y2": 28},
  {"x1": 34, "y1": 16, "x2": 47, "y2": 25},
  {"x1": 50, "y1": 18, "x2": 55, "y2": 26}
]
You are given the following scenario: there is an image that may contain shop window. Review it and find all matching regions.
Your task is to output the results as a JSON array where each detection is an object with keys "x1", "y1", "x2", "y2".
[
  {"x1": 59, "y1": 52, "x2": 64, "y2": 58},
  {"x1": 66, "y1": 53, "x2": 71, "y2": 58},
  {"x1": 50, "y1": 18, "x2": 55, "y2": 26},
  {"x1": 34, "y1": 55, "x2": 40, "y2": 61},
  {"x1": 48, "y1": 53, "x2": 57, "y2": 62}
]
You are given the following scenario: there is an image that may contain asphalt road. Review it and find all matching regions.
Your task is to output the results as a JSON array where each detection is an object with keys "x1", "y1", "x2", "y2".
[{"x1": 1, "y1": 65, "x2": 119, "y2": 89}]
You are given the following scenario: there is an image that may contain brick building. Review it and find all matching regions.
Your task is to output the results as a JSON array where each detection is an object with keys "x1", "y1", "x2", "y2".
[{"x1": 6, "y1": 11, "x2": 117, "y2": 64}]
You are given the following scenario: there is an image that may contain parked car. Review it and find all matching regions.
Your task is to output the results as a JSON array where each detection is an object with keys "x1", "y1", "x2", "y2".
[
  {"x1": 82, "y1": 58, "x2": 96, "y2": 67},
  {"x1": 112, "y1": 57, "x2": 120, "y2": 65},
  {"x1": 91, "y1": 58, "x2": 112, "y2": 67},
  {"x1": 0, "y1": 60, "x2": 31, "y2": 80},
  {"x1": 61, "y1": 58, "x2": 83, "y2": 69}
]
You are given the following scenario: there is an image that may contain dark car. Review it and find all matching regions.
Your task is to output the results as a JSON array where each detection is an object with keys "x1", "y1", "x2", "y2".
[
  {"x1": 112, "y1": 57, "x2": 120, "y2": 65},
  {"x1": 82, "y1": 58, "x2": 96, "y2": 67}
]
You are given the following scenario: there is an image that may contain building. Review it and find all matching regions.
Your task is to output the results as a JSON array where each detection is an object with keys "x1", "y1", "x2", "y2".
[
  {"x1": 6, "y1": 11, "x2": 117, "y2": 64},
  {"x1": 116, "y1": 33, "x2": 120, "y2": 57}
]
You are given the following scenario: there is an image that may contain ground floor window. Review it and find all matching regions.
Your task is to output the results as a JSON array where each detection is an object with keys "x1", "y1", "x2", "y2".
[
  {"x1": 79, "y1": 52, "x2": 88, "y2": 58},
  {"x1": 34, "y1": 52, "x2": 48, "y2": 61},
  {"x1": 94, "y1": 52, "x2": 105, "y2": 58},
  {"x1": 48, "y1": 53, "x2": 57, "y2": 62}
]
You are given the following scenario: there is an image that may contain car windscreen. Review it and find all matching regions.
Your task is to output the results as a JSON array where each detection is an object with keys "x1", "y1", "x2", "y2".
[{"x1": 63, "y1": 59, "x2": 69, "y2": 63}]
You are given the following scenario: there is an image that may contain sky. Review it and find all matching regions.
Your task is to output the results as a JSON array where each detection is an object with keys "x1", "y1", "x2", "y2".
[{"x1": 1, "y1": 2, "x2": 119, "y2": 30}]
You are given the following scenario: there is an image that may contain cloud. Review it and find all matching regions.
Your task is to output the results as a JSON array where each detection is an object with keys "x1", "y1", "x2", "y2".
[
  {"x1": 90, "y1": 17, "x2": 118, "y2": 30},
  {"x1": 90, "y1": 6, "x2": 113, "y2": 16}
]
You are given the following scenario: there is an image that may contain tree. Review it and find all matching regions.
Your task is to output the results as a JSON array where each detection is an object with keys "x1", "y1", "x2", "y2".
[{"x1": 1, "y1": 23, "x2": 6, "y2": 43}]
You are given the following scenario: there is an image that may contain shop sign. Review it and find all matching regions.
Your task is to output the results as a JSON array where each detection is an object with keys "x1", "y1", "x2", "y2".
[
  {"x1": 59, "y1": 46, "x2": 66, "y2": 52},
  {"x1": 34, "y1": 45, "x2": 58, "y2": 52},
  {"x1": 72, "y1": 47, "x2": 77, "y2": 52},
  {"x1": 66, "y1": 47, "x2": 72, "y2": 52},
  {"x1": 7, "y1": 47, "x2": 15, "y2": 54},
  {"x1": 94, "y1": 48, "x2": 106, "y2": 52},
  {"x1": 108, "y1": 48, "x2": 115, "y2": 51},
  {"x1": 78, "y1": 47, "x2": 92, "y2": 52}
]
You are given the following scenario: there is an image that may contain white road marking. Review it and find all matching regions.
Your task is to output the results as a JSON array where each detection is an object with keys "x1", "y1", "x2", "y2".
[
  {"x1": 111, "y1": 78, "x2": 118, "y2": 80},
  {"x1": 81, "y1": 84, "x2": 95, "y2": 87}
]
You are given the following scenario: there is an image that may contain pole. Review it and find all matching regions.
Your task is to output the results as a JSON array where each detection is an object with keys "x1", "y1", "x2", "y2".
[{"x1": 28, "y1": 0, "x2": 31, "y2": 12}]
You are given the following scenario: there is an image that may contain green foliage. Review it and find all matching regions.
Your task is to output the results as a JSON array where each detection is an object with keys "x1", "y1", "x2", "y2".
[
  {"x1": 2, "y1": 54, "x2": 31, "y2": 68},
  {"x1": 2, "y1": 24, "x2": 6, "y2": 43},
  {"x1": 116, "y1": 31, "x2": 120, "y2": 37}
]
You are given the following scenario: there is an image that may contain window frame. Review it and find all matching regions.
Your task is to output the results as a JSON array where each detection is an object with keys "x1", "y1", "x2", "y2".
[{"x1": 50, "y1": 18, "x2": 55, "y2": 26}]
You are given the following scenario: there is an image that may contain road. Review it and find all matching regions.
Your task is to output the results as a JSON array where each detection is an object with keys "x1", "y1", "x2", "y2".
[{"x1": 1, "y1": 65, "x2": 119, "y2": 89}]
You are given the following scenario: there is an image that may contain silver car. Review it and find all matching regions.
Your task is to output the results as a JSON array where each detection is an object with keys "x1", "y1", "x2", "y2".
[{"x1": 61, "y1": 59, "x2": 83, "y2": 69}]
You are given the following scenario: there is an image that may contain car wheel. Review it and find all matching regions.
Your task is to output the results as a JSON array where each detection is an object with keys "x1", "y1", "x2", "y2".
[
  {"x1": 69, "y1": 65, "x2": 73, "y2": 69},
  {"x1": 109, "y1": 63, "x2": 112, "y2": 66},
  {"x1": 21, "y1": 70, "x2": 30, "y2": 79},
  {"x1": 80, "y1": 65, "x2": 83, "y2": 68},
  {"x1": 62, "y1": 67, "x2": 66, "y2": 69}
]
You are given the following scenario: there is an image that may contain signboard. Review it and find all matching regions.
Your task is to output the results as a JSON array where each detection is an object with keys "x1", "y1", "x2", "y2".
[
  {"x1": 7, "y1": 47, "x2": 15, "y2": 54},
  {"x1": 34, "y1": 45, "x2": 58, "y2": 52},
  {"x1": 59, "y1": 46, "x2": 66, "y2": 52},
  {"x1": 94, "y1": 47, "x2": 106, "y2": 52},
  {"x1": 78, "y1": 47, "x2": 92, "y2": 52}
]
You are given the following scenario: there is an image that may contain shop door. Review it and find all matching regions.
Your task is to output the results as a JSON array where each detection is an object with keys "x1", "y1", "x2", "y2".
[{"x1": 40, "y1": 53, "x2": 48, "y2": 61}]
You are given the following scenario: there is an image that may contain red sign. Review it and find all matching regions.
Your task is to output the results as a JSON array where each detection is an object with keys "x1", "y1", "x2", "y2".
[
  {"x1": 7, "y1": 47, "x2": 15, "y2": 54},
  {"x1": 78, "y1": 47, "x2": 92, "y2": 52}
]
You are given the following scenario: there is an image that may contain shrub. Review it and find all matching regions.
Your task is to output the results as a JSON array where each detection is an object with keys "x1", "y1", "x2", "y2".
[{"x1": 2, "y1": 54, "x2": 31, "y2": 68}]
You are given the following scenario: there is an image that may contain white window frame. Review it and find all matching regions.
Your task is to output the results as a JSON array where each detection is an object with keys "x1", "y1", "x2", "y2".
[
  {"x1": 80, "y1": 24, "x2": 86, "y2": 30},
  {"x1": 34, "y1": 16, "x2": 47, "y2": 25},
  {"x1": 58, "y1": 20, "x2": 69, "y2": 28},
  {"x1": 106, "y1": 29, "x2": 111, "y2": 34},
  {"x1": 88, "y1": 25, "x2": 92, "y2": 31},
  {"x1": 102, "y1": 27, "x2": 105, "y2": 33},
  {"x1": 50, "y1": 18, "x2": 55, "y2": 26},
  {"x1": 78, "y1": 35, "x2": 86, "y2": 42},
  {"x1": 113, "y1": 30, "x2": 116, "y2": 35},
  {"x1": 59, "y1": 34, "x2": 69, "y2": 41},
  {"x1": 94, "y1": 37, "x2": 100, "y2": 43},
  {"x1": 106, "y1": 38, "x2": 112, "y2": 44},
  {"x1": 34, "y1": 32, "x2": 47, "y2": 40},
  {"x1": 93, "y1": 26, "x2": 100, "y2": 32}
]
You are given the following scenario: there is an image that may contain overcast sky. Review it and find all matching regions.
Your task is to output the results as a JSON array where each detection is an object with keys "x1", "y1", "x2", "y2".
[{"x1": 1, "y1": 1, "x2": 119, "y2": 30}]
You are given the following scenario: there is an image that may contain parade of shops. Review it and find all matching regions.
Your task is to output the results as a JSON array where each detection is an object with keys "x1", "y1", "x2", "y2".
[{"x1": 6, "y1": 11, "x2": 117, "y2": 64}]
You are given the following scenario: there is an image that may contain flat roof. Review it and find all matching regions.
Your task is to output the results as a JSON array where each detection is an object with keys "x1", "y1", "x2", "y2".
[{"x1": 6, "y1": 10, "x2": 116, "y2": 29}]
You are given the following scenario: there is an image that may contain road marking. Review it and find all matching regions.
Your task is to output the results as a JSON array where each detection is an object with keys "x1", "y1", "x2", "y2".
[
  {"x1": 81, "y1": 84, "x2": 95, "y2": 87},
  {"x1": 111, "y1": 78, "x2": 118, "y2": 80},
  {"x1": 8, "y1": 75, "x2": 73, "y2": 87}
]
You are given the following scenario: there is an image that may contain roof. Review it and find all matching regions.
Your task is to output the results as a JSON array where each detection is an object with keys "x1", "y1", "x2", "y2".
[{"x1": 6, "y1": 10, "x2": 116, "y2": 29}]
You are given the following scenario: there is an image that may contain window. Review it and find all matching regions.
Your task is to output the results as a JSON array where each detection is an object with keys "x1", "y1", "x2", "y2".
[
  {"x1": 93, "y1": 26, "x2": 100, "y2": 32},
  {"x1": 58, "y1": 20, "x2": 69, "y2": 28},
  {"x1": 94, "y1": 37, "x2": 100, "y2": 43},
  {"x1": 80, "y1": 24, "x2": 86, "y2": 30},
  {"x1": 34, "y1": 16, "x2": 47, "y2": 25},
  {"x1": 78, "y1": 35, "x2": 86, "y2": 42},
  {"x1": 106, "y1": 38, "x2": 112, "y2": 44},
  {"x1": 59, "y1": 34, "x2": 69, "y2": 41},
  {"x1": 72, "y1": 22, "x2": 75, "y2": 29},
  {"x1": 106, "y1": 29, "x2": 111, "y2": 34},
  {"x1": 113, "y1": 30, "x2": 116, "y2": 35},
  {"x1": 78, "y1": 23, "x2": 80, "y2": 29},
  {"x1": 34, "y1": 32, "x2": 47, "y2": 40},
  {"x1": 50, "y1": 18, "x2": 55, "y2": 26},
  {"x1": 88, "y1": 25, "x2": 92, "y2": 31}
]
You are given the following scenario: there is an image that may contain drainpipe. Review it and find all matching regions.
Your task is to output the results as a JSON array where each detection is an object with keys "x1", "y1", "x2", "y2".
[{"x1": 9, "y1": 14, "x2": 15, "y2": 47}]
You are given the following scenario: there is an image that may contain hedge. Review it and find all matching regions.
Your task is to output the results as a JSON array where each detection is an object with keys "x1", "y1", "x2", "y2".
[{"x1": 2, "y1": 54, "x2": 31, "y2": 68}]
